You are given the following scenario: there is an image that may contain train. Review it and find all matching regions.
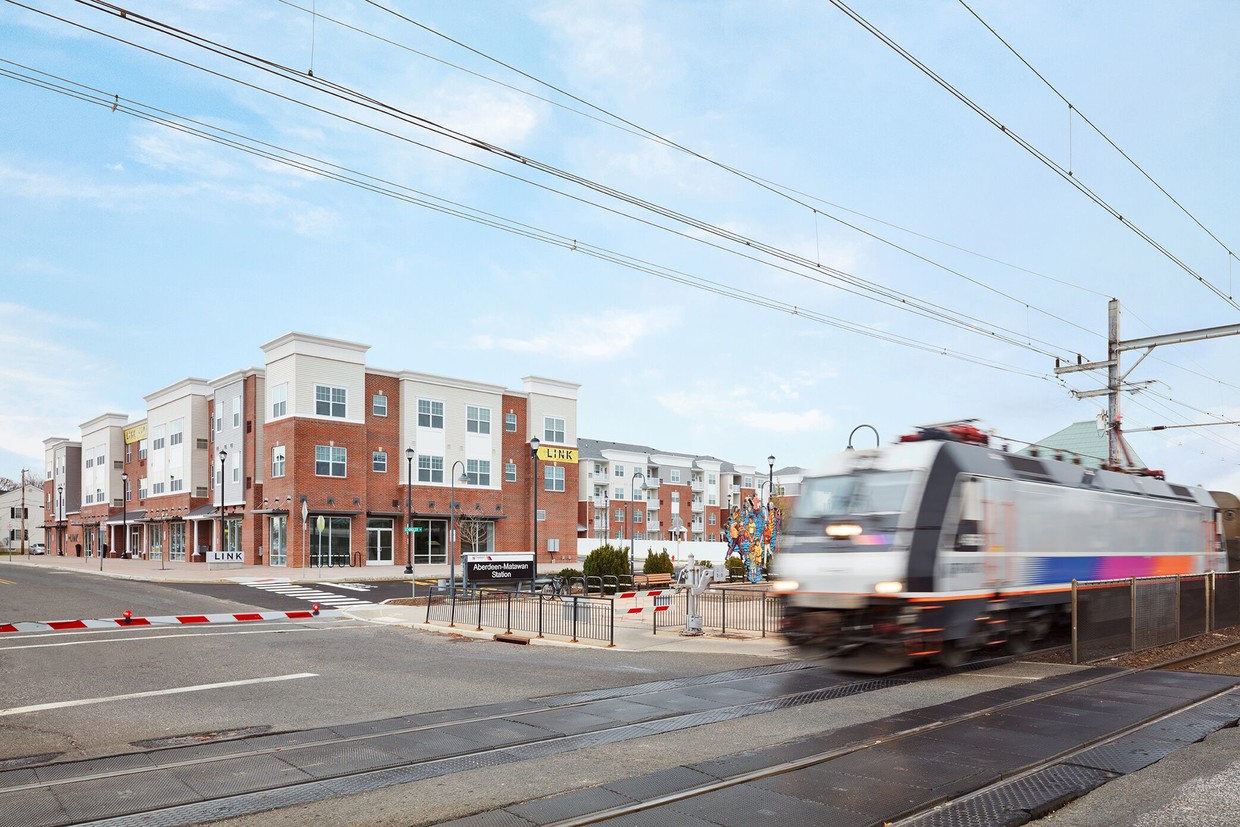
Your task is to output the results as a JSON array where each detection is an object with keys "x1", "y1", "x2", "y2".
[{"x1": 773, "y1": 423, "x2": 1231, "y2": 672}]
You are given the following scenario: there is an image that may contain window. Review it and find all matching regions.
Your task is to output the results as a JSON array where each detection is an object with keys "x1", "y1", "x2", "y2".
[
  {"x1": 594, "y1": 463, "x2": 604, "y2": 476},
  {"x1": 215, "y1": 406, "x2": 222, "y2": 432},
  {"x1": 170, "y1": 522, "x2": 187, "y2": 563},
  {"x1": 232, "y1": 396, "x2": 241, "y2": 427},
  {"x1": 138, "y1": 480, "x2": 148, "y2": 499},
  {"x1": 232, "y1": 463, "x2": 240, "y2": 483},
  {"x1": 670, "y1": 469, "x2": 681, "y2": 483},
  {"x1": 373, "y1": 451, "x2": 388, "y2": 472},
  {"x1": 97, "y1": 450, "x2": 105, "y2": 466},
  {"x1": 545, "y1": 465, "x2": 565, "y2": 492},
  {"x1": 709, "y1": 513, "x2": 717, "y2": 525},
  {"x1": 743, "y1": 475, "x2": 754, "y2": 488},
  {"x1": 614, "y1": 488, "x2": 625, "y2": 500},
  {"x1": 614, "y1": 464, "x2": 624, "y2": 478},
  {"x1": 504, "y1": 412, "x2": 517, "y2": 432},
  {"x1": 272, "y1": 445, "x2": 285, "y2": 478},
  {"x1": 708, "y1": 473, "x2": 716, "y2": 484},
  {"x1": 547, "y1": 538, "x2": 560, "y2": 554},
  {"x1": 271, "y1": 384, "x2": 287, "y2": 418},
  {"x1": 170, "y1": 419, "x2": 183, "y2": 446},
  {"x1": 153, "y1": 481, "x2": 165, "y2": 495},
  {"x1": 372, "y1": 393, "x2": 387, "y2": 416},
  {"x1": 634, "y1": 510, "x2": 642, "y2": 523},
  {"x1": 418, "y1": 399, "x2": 444, "y2": 429},
  {"x1": 315, "y1": 445, "x2": 347, "y2": 477},
  {"x1": 170, "y1": 477, "x2": 183, "y2": 493},
  {"x1": 139, "y1": 440, "x2": 148, "y2": 461},
  {"x1": 85, "y1": 457, "x2": 94, "y2": 469},
  {"x1": 614, "y1": 508, "x2": 623, "y2": 522},
  {"x1": 544, "y1": 416, "x2": 565, "y2": 443},
  {"x1": 152, "y1": 425, "x2": 165, "y2": 451},
  {"x1": 467, "y1": 405, "x2": 491, "y2": 434},
  {"x1": 418, "y1": 454, "x2": 444, "y2": 483},
  {"x1": 315, "y1": 385, "x2": 347, "y2": 418},
  {"x1": 504, "y1": 461, "x2": 517, "y2": 482},
  {"x1": 125, "y1": 445, "x2": 132, "y2": 463},
  {"x1": 268, "y1": 516, "x2": 286, "y2": 566},
  {"x1": 466, "y1": 459, "x2": 490, "y2": 486}
]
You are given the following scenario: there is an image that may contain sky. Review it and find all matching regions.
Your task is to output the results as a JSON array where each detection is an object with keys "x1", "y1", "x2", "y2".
[{"x1": 3, "y1": 1, "x2": 1240, "y2": 492}]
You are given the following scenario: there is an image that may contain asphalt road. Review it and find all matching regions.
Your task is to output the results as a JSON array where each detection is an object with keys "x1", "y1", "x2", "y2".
[{"x1": 1, "y1": 568, "x2": 776, "y2": 770}]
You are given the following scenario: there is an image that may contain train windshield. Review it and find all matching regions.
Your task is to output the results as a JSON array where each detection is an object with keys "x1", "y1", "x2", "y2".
[{"x1": 797, "y1": 471, "x2": 916, "y2": 518}]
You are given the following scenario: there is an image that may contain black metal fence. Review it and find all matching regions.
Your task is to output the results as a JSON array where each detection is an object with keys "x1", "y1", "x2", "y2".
[
  {"x1": 1072, "y1": 571, "x2": 1240, "y2": 662},
  {"x1": 651, "y1": 587, "x2": 783, "y2": 636},
  {"x1": 424, "y1": 591, "x2": 615, "y2": 646}
]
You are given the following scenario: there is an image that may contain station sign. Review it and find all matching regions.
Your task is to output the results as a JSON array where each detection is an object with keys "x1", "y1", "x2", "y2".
[
  {"x1": 123, "y1": 423, "x2": 148, "y2": 444},
  {"x1": 464, "y1": 553, "x2": 534, "y2": 583}
]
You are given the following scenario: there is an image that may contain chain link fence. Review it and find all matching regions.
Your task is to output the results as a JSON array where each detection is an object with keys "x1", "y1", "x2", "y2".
[{"x1": 1072, "y1": 571, "x2": 1240, "y2": 662}]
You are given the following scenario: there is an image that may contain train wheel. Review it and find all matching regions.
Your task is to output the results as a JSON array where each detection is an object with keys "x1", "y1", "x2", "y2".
[{"x1": 936, "y1": 640, "x2": 971, "y2": 668}]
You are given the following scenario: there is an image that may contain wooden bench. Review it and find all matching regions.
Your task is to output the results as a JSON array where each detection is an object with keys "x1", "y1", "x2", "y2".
[{"x1": 633, "y1": 572, "x2": 673, "y2": 589}]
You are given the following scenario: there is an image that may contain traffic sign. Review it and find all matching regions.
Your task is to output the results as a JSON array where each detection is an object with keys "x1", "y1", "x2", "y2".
[{"x1": 403, "y1": 526, "x2": 424, "y2": 534}]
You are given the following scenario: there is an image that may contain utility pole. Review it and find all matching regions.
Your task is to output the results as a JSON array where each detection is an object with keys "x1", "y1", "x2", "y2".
[
  {"x1": 19, "y1": 468, "x2": 27, "y2": 555},
  {"x1": 1055, "y1": 299, "x2": 1240, "y2": 469}
]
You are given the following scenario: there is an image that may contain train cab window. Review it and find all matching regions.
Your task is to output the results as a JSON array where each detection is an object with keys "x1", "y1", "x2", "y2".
[{"x1": 797, "y1": 471, "x2": 915, "y2": 518}]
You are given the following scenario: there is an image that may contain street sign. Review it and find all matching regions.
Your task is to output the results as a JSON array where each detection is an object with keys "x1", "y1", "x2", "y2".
[{"x1": 403, "y1": 526, "x2": 424, "y2": 534}]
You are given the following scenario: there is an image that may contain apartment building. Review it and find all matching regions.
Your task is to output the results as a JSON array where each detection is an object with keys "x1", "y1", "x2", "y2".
[
  {"x1": 42, "y1": 332, "x2": 580, "y2": 569},
  {"x1": 43, "y1": 437, "x2": 81, "y2": 555},
  {"x1": 1, "y1": 485, "x2": 44, "y2": 552},
  {"x1": 576, "y1": 439, "x2": 798, "y2": 544}
]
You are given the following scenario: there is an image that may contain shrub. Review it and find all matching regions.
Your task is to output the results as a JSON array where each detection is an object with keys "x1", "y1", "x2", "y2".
[
  {"x1": 582, "y1": 544, "x2": 631, "y2": 581},
  {"x1": 725, "y1": 556, "x2": 746, "y2": 580},
  {"x1": 643, "y1": 548, "x2": 674, "y2": 575},
  {"x1": 557, "y1": 567, "x2": 583, "y2": 581}
]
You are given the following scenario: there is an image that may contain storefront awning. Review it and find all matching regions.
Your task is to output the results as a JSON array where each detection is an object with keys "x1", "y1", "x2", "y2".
[{"x1": 104, "y1": 510, "x2": 146, "y2": 525}]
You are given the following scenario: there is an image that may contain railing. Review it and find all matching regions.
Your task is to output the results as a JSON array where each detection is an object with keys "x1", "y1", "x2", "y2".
[
  {"x1": 1072, "y1": 571, "x2": 1240, "y2": 663},
  {"x1": 424, "y1": 591, "x2": 615, "y2": 646},
  {"x1": 651, "y1": 587, "x2": 783, "y2": 637}
]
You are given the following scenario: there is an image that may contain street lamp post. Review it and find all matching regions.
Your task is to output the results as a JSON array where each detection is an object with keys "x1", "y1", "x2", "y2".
[
  {"x1": 121, "y1": 473, "x2": 128, "y2": 561},
  {"x1": 449, "y1": 459, "x2": 466, "y2": 600},
  {"x1": 405, "y1": 448, "x2": 414, "y2": 575},
  {"x1": 56, "y1": 485, "x2": 63, "y2": 556},
  {"x1": 218, "y1": 449, "x2": 227, "y2": 564},
  {"x1": 629, "y1": 471, "x2": 645, "y2": 577},
  {"x1": 530, "y1": 437, "x2": 540, "y2": 592},
  {"x1": 767, "y1": 455, "x2": 775, "y2": 504}
]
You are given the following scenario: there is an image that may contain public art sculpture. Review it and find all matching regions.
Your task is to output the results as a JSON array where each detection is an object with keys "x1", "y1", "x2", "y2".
[{"x1": 724, "y1": 495, "x2": 780, "y2": 583}]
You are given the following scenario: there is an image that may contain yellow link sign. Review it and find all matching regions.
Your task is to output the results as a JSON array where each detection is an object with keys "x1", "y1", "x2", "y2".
[{"x1": 536, "y1": 446, "x2": 578, "y2": 464}]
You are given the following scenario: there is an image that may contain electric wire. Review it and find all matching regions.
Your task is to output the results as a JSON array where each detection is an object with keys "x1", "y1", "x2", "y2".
[
  {"x1": 0, "y1": 58, "x2": 1054, "y2": 381},
  {"x1": 33, "y1": 0, "x2": 1086, "y2": 362},
  {"x1": 958, "y1": 0, "x2": 1240, "y2": 277},
  {"x1": 827, "y1": 0, "x2": 1240, "y2": 314}
]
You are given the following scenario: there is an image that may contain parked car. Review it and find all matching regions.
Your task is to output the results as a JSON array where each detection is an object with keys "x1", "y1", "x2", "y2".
[{"x1": 30, "y1": 543, "x2": 46, "y2": 555}]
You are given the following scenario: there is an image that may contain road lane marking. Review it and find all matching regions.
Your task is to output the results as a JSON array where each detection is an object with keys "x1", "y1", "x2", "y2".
[{"x1": 0, "y1": 673, "x2": 318, "y2": 716}]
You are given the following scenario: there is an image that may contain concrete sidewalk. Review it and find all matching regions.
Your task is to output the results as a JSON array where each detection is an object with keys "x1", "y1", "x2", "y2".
[{"x1": 3, "y1": 553, "x2": 790, "y2": 657}]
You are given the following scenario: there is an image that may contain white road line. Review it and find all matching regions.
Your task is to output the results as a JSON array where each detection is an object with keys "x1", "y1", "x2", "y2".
[{"x1": 0, "y1": 673, "x2": 318, "y2": 716}]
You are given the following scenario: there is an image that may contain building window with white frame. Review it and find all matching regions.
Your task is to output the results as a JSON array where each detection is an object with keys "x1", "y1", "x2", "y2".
[
  {"x1": 139, "y1": 439, "x2": 148, "y2": 461},
  {"x1": 466, "y1": 405, "x2": 490, "y2": 434},
  {"x1": 170, "y1": 419, "x2": 183, "y2": 446},
  {"x1": 466, "y1": 459, "x2": 490, "y2": 486},
  {"x1": 125, "y1": 445, "x2": 132, "y2": 463},
  {"x1": 614, "y1": 487, "x2": 624, "y2": 500},
  {"x1": 504, "y1": 461, "x2": 516, "y2": 482},
  {"x1": 271, "y1": 384, "x2": 287, "y2": 418},
  {"x1": 418, "y1": 399, "x2": 443, "y2": 429},
  {"x1": 504, "y1": 412, "x2": 517, "y2": 432},
  {"x1": 670, "y1": 469, "x2": 681, "y2": 483},
  {"x1": 548, "y1": 538, "x2": 560, "y2": 555},
  {"x1": 232, "y1": 396, "x2": 241, "y2": 427},
  {"x1": 315, "y1": 385, "x2": 347, "y2": 418},
  {"x1": 372, "y1": 393, "x2": 387, "y2": 417},
  {"x1": 152, "y1": 425, "x2": 165, "y2": 451},
  {"x1": 373, "y1": 450, "x2": 387, "y2": 472},
  {"x1": 742, "y1": 475, "x2": 753, "y2": 488},
  {"x1": 543, "y1": 416, "x2": 564, "y2": 443},
  {"x1": 315, "y1": 445, "x2": 347, "y2": 477},
  {"x1": 272, "y1": 445, "x2": 285, "y2": 478},
  {"x1": 634, "y1": 510, "x2": 642, "y2": 523},
  {"x1": 153, "y1": 481, "x2": 165, "y2": 495},
  {"x1": 614, "y1": 464, "x2": 624, "y2": 478},
  {"x1": 418, "y1": 454, "x2": 444, "y2": 483},
  {"x1": 170, "y1": 477, "x2": 183, "y2": 493},
  {"x1": 545, "y1": 465, "x2": 565, "y2": 492}
]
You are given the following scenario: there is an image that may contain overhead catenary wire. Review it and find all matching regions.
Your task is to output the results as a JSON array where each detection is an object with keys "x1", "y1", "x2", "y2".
[
  {"x1": 25, "y1": 0, "x2": 1087, "y2": 363},
  {"x1": 0, "y1": 58, "x2": 1056, "y2": 382},
  {"x1": 827, "y1": 0, "x2": 1240, "y2": 314}
]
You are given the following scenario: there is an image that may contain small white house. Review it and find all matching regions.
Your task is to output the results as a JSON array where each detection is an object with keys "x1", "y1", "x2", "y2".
[{"x1": 0, "y1": 485, "x2": 45, "y2": 552}]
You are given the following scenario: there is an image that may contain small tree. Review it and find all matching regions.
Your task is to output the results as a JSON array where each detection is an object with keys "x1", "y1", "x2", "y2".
[
  {"x1": 582, "y1": 544, "x2": 630, "y2": 581},
  {"x1": 643, "y1": 548, "x2": 673, "y2": 574},
  {"x1": 457, "y1": 514, "x2": 488, "y2": 556}
]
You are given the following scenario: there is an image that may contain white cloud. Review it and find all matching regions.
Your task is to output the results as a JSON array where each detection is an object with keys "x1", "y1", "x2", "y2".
[
  {"x1": 471, "y1": 308, "x2": 677, "y2": 360},
  {"x1": 656, "y1": 370, "x2": 837, "y2": 437},
  {"x1": 534, "y1": 1, "x2": 657, "y2": 87}
]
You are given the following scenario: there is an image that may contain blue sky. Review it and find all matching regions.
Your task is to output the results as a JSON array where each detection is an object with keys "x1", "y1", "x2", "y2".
[{"x1": 3, "y1": 1, "x2": 1240, "y2": 491}]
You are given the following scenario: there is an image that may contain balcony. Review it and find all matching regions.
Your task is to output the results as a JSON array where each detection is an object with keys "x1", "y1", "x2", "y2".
[
  {"x1": 690, "y1": 480, "x2": 704, "y2": 493},
  {"x1": 690, "y1": 501, "x2": 704, "y2": 513},
  {"x1": 647, "y1": 520, "x2": 660, "y2": 532},
  {"x1": 592, "y1": 497, "x2": 607, "y2": 508}
]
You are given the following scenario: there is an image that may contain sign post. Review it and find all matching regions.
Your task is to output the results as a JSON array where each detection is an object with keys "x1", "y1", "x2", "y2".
[{"x1": 404, "y1": 525, "x2": 423, "y2": 597}]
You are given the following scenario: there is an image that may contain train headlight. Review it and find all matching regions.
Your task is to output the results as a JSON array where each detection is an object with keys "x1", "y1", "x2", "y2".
[
  {"x1": 825, "y1": 523, "x2": 863, "y2": 538},
  {"x1": 873, "y1": 581, "x2": 904, "y2": 594},
  {"x1": 770, "y1": 580, "x2": 799, "y2": 593}
]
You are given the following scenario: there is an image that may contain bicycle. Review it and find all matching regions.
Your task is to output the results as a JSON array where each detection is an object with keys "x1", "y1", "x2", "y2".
[{"x1": 539, "y1": 574, "x2": 567, "y2": 599}]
